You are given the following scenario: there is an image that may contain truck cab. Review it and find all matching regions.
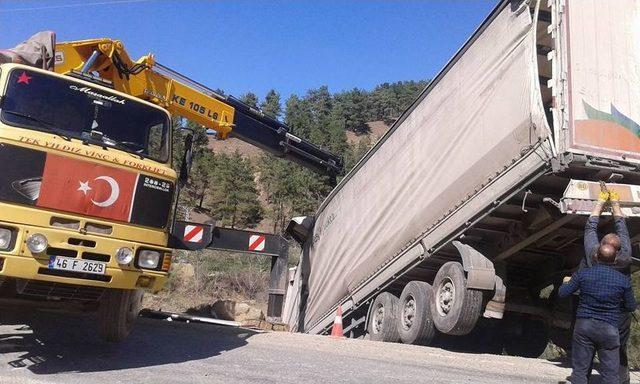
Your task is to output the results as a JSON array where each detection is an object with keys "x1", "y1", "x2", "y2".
[{"x1": 0, "y1": 63, "x2": 176, "y2": 341}]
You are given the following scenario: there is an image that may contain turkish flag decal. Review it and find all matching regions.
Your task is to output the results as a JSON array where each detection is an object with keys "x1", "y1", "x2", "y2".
[{"x1": 38, "y1": 154, "x2": 138, "y2": 222}]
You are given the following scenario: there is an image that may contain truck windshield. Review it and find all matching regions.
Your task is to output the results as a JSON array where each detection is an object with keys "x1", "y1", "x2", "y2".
[{"x1": 0, "y1": 68, "x2": 170, "y2": 163}]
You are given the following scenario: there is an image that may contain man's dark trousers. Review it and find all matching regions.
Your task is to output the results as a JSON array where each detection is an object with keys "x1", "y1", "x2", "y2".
[
  {"x1": 618, "y1": 313, "x2": 631, "y2": 384},
  {"x1": 572, "y1": 318, "x2": 620, "y2": 384},
  {"x1": 586, "y1": 312, "x2": 632, "y2": 384}
]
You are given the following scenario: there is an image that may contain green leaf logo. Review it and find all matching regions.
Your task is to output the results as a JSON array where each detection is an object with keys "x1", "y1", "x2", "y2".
[{"x1": 583, "y1": 101, "x2": 640, "y2": 136}]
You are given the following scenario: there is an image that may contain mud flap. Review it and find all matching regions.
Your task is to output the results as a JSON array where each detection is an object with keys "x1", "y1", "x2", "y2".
[
  {"x1": 452, "y1": 241, "x2": 495, "y2": 290},
  {"x1": 451, "y1": 241, "x2": 506, "y2": 319},
  {"x1": 483, "y1": 276, "x2": 506, "y2": 319}
]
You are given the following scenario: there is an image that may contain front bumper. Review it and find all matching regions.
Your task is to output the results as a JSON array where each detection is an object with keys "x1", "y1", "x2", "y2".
[{"x1": 0, "y1": 221, "x2": 168, "y2": 293}]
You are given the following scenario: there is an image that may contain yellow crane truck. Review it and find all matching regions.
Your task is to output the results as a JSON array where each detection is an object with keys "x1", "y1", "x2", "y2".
[{"x1": 0, "y1": 32, "x2": 342, "y2": 341}]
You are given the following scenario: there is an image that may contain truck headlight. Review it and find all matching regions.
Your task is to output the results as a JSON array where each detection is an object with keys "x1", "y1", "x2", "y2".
[
  {"x1": 0, "y1": 228, "x2": 12, "y2": 250},
  {"x1": 115, "y1": 247, "x2": 134, "y2": 265},
  {"x1": 26, "y1": 233, "x2": 48, "y2": 253},
  {"x1": 137, "y1": 250, "x2": 161, "y2": 269}
]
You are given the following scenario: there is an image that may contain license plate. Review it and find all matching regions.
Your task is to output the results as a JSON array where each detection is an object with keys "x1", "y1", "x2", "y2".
[{"x1": 48, "y1": 256, "x2": 106, "y2": 275}]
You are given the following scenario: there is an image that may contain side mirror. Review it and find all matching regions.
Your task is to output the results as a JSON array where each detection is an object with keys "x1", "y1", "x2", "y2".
[
  {"x1": 179, "y1": 133, "x2": 194, "y2": 187},
  {"x1": 285, "y1": 216, "x2": 315, "y2": 245}
]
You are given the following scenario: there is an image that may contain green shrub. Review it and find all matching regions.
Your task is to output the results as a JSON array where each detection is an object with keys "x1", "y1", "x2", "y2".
[{"x1": 181, "y1": 249, "x2": 270, "y2": 301}]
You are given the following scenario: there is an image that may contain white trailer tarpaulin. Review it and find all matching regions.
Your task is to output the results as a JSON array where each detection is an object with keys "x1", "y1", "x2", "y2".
[
  {"x1": 287, "y1": 2, "x2": 549, "y2": 331},
  {"x1": 0, "y1": 31, "x2": 55, "y2": 69},
  {"x1": 564, "y1": 0, "x2": 640, "y2": 163}
]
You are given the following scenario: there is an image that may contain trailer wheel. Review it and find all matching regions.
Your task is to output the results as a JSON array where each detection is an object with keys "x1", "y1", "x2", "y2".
[
  {"x1": 504, "y1": 317, "x2": 549, "y2": 358},
  {"x1": 367, "y1": 292, "x2": 400, "y2": 342},
  {"x1": 430, "y1": 261, "x2": 482, "y2": 335},
  {"x1": 98, "y1": 288, "x2": 143, "y2": 342},
  {"x1": 397, "y1": 281, "x2": 436, "y2": 345}
]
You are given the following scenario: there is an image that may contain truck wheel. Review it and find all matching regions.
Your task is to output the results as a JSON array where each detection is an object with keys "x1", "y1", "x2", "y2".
[
  {"x1": 504, "y1": 317, "x2": 549, "y2": 358},
  {"x1": 367, "y1": 292, "x2": 400, "y2": 342},
  {"x1": 430, "y1": 261, "x2": 482, "y2": 335},
  {"x1": 98, "y1": 288, "x2": 143, "y2": 342},
  {"x1": 397, "y1": 281, "x2": 436, "y2": 345}
]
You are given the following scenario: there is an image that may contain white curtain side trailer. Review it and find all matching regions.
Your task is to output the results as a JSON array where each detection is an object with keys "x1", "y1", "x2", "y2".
[{"x1": 284, "y1": 0, "x2": 640, "y2": 356}]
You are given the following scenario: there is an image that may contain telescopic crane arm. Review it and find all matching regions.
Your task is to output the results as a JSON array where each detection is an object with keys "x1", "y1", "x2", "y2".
[{"x1": 53, "y1": 38, "x2": 343, "y2": 177}]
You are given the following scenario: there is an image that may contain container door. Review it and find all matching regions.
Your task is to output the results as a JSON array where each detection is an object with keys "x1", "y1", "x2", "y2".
[{"x1": 564, "y1": 0, "x2": 640, "y2": 163}]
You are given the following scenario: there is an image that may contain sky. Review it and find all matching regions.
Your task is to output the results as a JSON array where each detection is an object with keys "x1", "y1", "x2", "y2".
[{"x1": 0, "y1": 0, "x2": 497, "y2": 101}]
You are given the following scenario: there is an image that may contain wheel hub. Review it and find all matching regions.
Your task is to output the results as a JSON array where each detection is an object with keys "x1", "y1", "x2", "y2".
[
  {"x1": 402, "y1": 297, "x2": 416, "y2": 330},
  {"x1": 437, "y1": 278, "x2": 455, "y2": 317},
  {"x1": 372, "y1": 305, "x2": 385, "y2": 334}
]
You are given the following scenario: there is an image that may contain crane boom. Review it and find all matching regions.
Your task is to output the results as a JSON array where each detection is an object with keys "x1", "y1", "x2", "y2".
[{"x1": 53, "y1": 38, "x2": 343, "y2": 176}]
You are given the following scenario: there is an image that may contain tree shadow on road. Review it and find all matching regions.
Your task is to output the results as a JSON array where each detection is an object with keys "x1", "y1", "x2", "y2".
[{"x1": 0, "y1": 307, "x2": 254, "y2": 375}]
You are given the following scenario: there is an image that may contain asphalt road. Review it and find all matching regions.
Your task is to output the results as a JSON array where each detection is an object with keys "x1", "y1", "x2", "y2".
[{"x1": 0, "y1": 307, "x2": 629, "y2": 384}]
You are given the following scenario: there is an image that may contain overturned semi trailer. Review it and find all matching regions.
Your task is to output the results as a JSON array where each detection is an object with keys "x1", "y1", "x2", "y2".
[{"x1": 284, "y1": 0, "x2": 640, "y2": 356}]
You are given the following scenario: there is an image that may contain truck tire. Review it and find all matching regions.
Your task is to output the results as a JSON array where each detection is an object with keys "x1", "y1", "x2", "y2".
[
  {"x1": 367, "y1": 292, "x2": 400, "y2": 342},
  {"x1": 504, "y1": 317, "x2": 549, "y2": 358},
  {"x1": 430, "y1": 261, "x2": 482, "y2": 335},
  {"x1": 98, "y1": 288, "x2": 143, "y2": 342},
  {"x1": 397, "y1": 281, "x2": 436, "y2": 345}
]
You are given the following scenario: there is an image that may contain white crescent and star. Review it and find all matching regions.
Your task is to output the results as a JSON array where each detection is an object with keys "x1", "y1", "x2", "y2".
[
  {"x1": 77, "y1": 176, "x2": 120, "y2": 207},
  {"x1": 77, "y1": 181, "x2": 91, "y2": 195}
]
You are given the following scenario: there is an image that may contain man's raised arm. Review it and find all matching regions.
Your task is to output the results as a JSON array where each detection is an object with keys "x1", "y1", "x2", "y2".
[
  {"x1": 583, "y1": 191, "x2": 607, "y2": 268},
  {"x1": 610, "y1": 190, "x2": 632, "y2": 269}
]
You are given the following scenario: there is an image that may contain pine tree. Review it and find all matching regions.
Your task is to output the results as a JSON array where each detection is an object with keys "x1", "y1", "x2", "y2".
[
  {"x1": 257, "y1": 155, "x2": 292, "y2": 232},
  {"x1": 172, "y1": 117, "x2": 214, "y2": 214},
  {"x1": 333, "y1": 88, "x2": 369, "y2": 134},
  {"x1": 368, "y1": 80, "x2": 429, "y2": 123},
  {"x1": 285, "y1": 94, "x2": 312, "y2": 138},
  {"x1": 209, "y1": 152, "x2": 263, "y2": 229},
  {"x1": 240, "y1": 92, "x2": 259, "y2": 108},
  {"x1": 261, "y1": 89, "x2": 282, "y2": 119},
  {"x1": 306, "y1": 86, "x2": 333, "y2": 148},
  {"x1": 188, "y1": 151, "x2": 215, "y2": 208}
]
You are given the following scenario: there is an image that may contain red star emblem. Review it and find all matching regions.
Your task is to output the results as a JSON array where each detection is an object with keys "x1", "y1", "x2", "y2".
[{"x1": 17, "y1": 71, "x2": 32, "y2": 85}]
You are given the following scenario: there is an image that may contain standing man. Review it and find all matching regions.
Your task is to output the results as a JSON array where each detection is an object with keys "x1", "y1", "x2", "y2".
[
  {"x1": 559, "y1": 242, "x2": 636, "y2": 384},
  {"x1": 583, "y1": 187, "x2": 633, "y2": 383}
]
